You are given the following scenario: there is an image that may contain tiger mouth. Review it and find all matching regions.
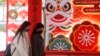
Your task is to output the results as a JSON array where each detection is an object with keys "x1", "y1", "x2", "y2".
[
  {"x1": 51, "y1": 14, "x2": 67, "y2": 22},
  {"x1": 51, "y1": 18, "x2": 67, "y2": 23}
]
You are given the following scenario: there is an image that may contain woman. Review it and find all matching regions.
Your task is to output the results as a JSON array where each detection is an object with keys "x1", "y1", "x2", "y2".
[
  {"x1": 10, "y1": 21, "x2": 32, "y2": 56},
  {"x1": 31, "y1": 23, "x2": 45, "y2": 56}
]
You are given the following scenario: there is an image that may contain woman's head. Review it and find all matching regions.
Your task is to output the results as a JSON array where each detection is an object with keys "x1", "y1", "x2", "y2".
[
  {"x1": 33, "y1": 23, "x2": 44, "y2": 34},
  {"x1": 16, "y1": 21, "x2": 30, "y2": 34}
]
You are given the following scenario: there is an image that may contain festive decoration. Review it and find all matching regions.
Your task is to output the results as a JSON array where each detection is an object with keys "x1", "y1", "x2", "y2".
[
  {"x1": 45, "y1": 0, "x2": 73, "y2": 32},
  {"x1": 8, "y1": 23, "x2": 19, "y2": 32},
  {"x1": 8, "y1": 0, "x2": 18, "y2": 6},
  {"x1": 19, "y1": 0, "x2": 28, "y2": 6},
  {"x1": 8, "y1": 36, "x2": 13, "y2": 43},
  {"x1": 8, "y1": 23, "x2": 21, "y2": 43},
  {"x1": 49, "y1": 35, "x2": 71, "y2": 50},
  {"x1": 19, "y1": 10, "x2": 28, "y2": 19},
  {"x1": 45, "y1": 0, "x2": 81, "y2": 49},
  {"x1": 45, "y1": 0, "x2": 74, "y2": 47},
  {"x1": 74, "y1": 0, "x2": 100, "y2": 13},
  {"x1": 70, "y1": 21, "x2": 99, "y2": 51},
  {"x1": 52, "y1": 26, "x2": 70, "y2": 36},
  {"x1": 8, "y1": 10, "x2": 18, "y2": 19}
]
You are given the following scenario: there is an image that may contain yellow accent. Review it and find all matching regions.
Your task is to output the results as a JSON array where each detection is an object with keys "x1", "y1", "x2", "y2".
[{"x1": 56, "y1": 0, "x2": 62, "y2": 2}]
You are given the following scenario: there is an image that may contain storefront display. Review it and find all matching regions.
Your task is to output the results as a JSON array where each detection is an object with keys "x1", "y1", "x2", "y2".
[{"x1": 45, "y1": 0, "x2": 100, "y2": 52}]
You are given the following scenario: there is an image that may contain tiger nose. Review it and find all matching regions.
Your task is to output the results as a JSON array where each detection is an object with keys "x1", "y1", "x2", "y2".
[
  {"x1": 56, "y1": 0, "x2": 62, "y2": 3},
  {"x1": 56, "y1": 5, "x2": 61, "y2": 11}
]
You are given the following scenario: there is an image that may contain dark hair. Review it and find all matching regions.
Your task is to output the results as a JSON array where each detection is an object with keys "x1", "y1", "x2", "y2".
[
  {"x1": 32, "y1": 22, "x2": 44, "y2": 34},
  {"x1": 15, "y1": 21, "x2": 30, "y2": 36}
]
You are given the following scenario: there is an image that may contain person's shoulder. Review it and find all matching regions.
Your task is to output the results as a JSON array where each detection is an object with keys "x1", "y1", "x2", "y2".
[
  {"x1": 32, "y1": 34, "x2": 40, "y2": 37},
  {"x1": 32, "y1": 34, "x2": 39, "y2": 36}
]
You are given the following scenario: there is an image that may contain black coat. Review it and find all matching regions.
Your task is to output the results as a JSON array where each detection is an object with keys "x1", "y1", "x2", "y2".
[
  {"x1": 31, "y1": 34, "x2": 45, "y2": 56},
  {"x1": 4, "y1": 44, "x2": 11, "y2": 56}
]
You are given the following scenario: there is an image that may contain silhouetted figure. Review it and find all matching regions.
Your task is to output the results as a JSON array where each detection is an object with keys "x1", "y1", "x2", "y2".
[{"x1": 31, "y1": 23, "x2": 45, "y2": 56}]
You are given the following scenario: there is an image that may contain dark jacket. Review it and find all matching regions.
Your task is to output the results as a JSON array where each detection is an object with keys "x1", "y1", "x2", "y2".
[
  {"x1": 31, "y1": 34, "x2": 45, "y2": 56},
  {"x1": 4, "y1": 44, "x2": 11, "y2": 56}
]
